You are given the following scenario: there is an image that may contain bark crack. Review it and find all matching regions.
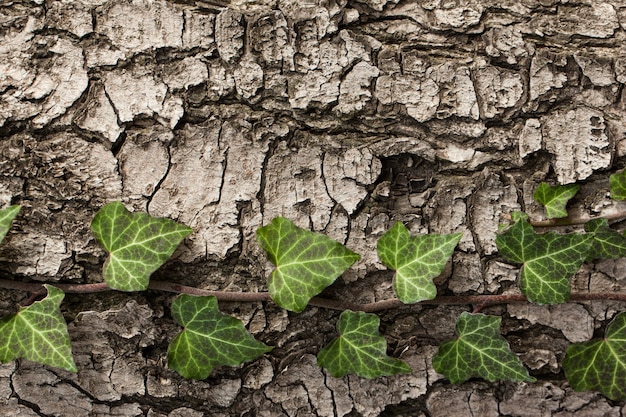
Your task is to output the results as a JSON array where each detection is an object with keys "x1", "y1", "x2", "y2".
[
  {"x1": 467, "y1": 391, "x2": 476, "y2": 417},
  {"x1": 11, "y1": 369, "x2": 52, "y2": 417},
  {"x1": 322, "y1": 370, "x2": 339, "y2": 417},
  {"x1": 216, "y1": 146, "x2": 228, "y2": 205},
  {"x1": 146, "y1": 142, "x2": 172, "y2": 214},
  {"x1": 303, "y1": 381, "x2": 319, "y2": 417},
  {"x1": 48, "y1": 369, "x2": 103, "y2": 404},
  {"x1": 257, "y1": 136, "x2": 285, "y2": 223}
]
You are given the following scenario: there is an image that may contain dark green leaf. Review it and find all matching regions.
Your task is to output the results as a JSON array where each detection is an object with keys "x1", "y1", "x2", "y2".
[
  {"x1": 0, "y1": 205, "x2": 20, "y2": 244},
  {"x1": 432, "y1": 312, "x2": 534, "y2": 384},
  {"x1": 584, "y1": 218, "x2": 626, "y2": 261},
  {"x1": 563, "y1": 312, "x2": 626, "y2": 400},
  {"x1": 377, "y1": 222, "x2": 461, "y2": 304},
  {"x1": 91, "y1": 201, "x2": 192, "y2": 291},
  {"x1": 496, "y1": 212, "x2": 592, "y2": 304},
  {"x1": 610, "y1": 171, "x2": 626, "y2": 201},
  {"x1": 167, "y1": 295, "x2": 272, "y2": 380},
  {"x1": 256, "y1": 217, "x2": 360, "y2": 312},
  {"x1": 533, "y1": 182, "x2": 580, "y2": 219},
  {"x1": 0, "y1": 285, "x2": 76, "y2": 372},
  {"x1": 317, "y1": 310, "x2": 411, "y2": 378}
]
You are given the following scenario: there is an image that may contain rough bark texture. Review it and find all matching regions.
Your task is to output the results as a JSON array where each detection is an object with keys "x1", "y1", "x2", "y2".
[{"x1": 2, "y1": 0, "x2": 626, "y2": 416}]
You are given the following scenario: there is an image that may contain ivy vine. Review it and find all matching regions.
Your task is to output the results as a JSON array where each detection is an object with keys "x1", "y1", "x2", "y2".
[{"x1": 2, "y1": 173, "x2": 626, "y2": 401}]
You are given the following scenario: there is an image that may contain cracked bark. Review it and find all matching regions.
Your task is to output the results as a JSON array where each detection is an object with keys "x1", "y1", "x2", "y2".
[{"x1": 2, "y1": 0, "x2": 626, "y2": 416}]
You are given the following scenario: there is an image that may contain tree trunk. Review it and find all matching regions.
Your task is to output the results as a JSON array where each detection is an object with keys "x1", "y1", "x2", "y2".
[{"x1": 1, "y1": 0, "x2": 626, "y2": 416}]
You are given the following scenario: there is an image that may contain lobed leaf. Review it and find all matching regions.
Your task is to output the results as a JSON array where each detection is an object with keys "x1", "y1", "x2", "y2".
[
  {"x1": 91, "y1": 201, "x2": 192, "y2": 291},
  {"x1": 0, "y1": 205, "x2": 20, "y2": 244},
  {"x1": 533, "y1": 182, "x2": 579, "y2": 219},
  {"x1": 317, "y1": 310, "x2": 412, "y2": 378},
  {"x1": 432, "y1": 312, "x2": 535, "y2": 384},
  {"x1": 610, "y1": 171, "x2": 626, "y2": 201},
  {"x1": 0, "y1": 285, "x2": 76, "y2": 372},
  {"x1": 584, "y1": 218, "x2": 626, "y2": 261},
  {"x1": 256, "y1": 217, "x2": 360, "y2": 312},
  {"x1": 563, "y1": 312, "x2": 626, "y2": 400},
  {"x1": 167, "y1": 295, "x2": 272, "y2": 380},
  {"x1": 377, "y1": 222, "x2": 461, "y2": 304},
  {"x1": 496, "y1": 212, "x2": 592, "y2": 304}
]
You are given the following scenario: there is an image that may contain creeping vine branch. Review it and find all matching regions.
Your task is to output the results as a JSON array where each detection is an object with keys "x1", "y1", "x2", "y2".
[
  {"x1": 3, "y1": 177, "x2": 626, "y2": 396},
  {"x1": 2, "y1": 278, "x2": 626, "y2": 313}
]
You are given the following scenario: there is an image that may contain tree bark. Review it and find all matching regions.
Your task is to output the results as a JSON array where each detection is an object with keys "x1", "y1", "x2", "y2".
[{"x1": 1, "y1": 0, "x2": 626, "y2": 415}]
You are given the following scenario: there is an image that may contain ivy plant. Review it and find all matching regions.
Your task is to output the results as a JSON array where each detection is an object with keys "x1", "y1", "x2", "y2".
[
  {"x1": 1, "y1": 173, "x2": 626, "y2": 401},
  {"x1": 377, "y1": 221, "x2": 461, "y2": 304},
  {"x1": 495, "y1": 212, "x2": 592, "y2": 304},
  {"x1": 317, "y1": 310, "x2": 411, "y2": 378},
  {"x1": 167, "y1": 294, "x2": 272, "y2": 379},
  {"x1": 432, "y1": 312, "x2": 534, "y2": 383},
  {"x1": 533, "y1": 182, "x2": 580, "y2": 219},
  {"x1": 563, "y1": 312, "x2": 626, "y2": 400},
  {"x1": 584, "y1": 218, "x2": 626, "y2": 261},
  {"x1": 610, "y1": 170, "x2": 626, "y2": 200},
  {"x1": 91, "y1": 201, "x2": 192, "y2": 291},
  {"x1": 0, "y1": 205, "x2": 20, "y2": 243},
  {"x1": 0, "y1": 285, "x2": 76, "y2": 372},
  {"x1": 256, "y1": 216, "x2": 360, "y2": 312}
]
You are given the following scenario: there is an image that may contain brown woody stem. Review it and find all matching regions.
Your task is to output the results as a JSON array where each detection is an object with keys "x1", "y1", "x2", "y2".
[
  {"x1": 502, "y1": 211, "x2": 626, "y2": 228},
  {"x1": 2, "y1": 278, "x2": 626, "y2": 313}
]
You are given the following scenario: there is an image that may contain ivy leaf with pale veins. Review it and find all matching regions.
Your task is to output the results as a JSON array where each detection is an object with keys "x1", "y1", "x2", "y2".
[
  {"x1": 317, "y1": 310, "x2": 411, "y2": 378},
  {"x1": 0, "y1": 205, "x2": 20, "y2": 244},
  {"x1": 533, "y1": 182, "x2": 580, "y2": 219},
  {"x1": 563, "y1": 312, "x2": 626, "y2": 400},
  {"x1": 256, "y1": 217, "x2": 360, "y2": 312},
  {"x1": 91, "y1": 201, "x2": 192, "y2": 291},
  {"x1": 377, "y1": 221, "x2": 461, "y2": 304},
  {"x1": 584, "y1": 218, "x2": 626, "y2": 261},
  {"x1": 496, "y1": 212, "x2": 592, "y2": 304},
  {"x1": 0, "y1": 285, "x2": 77, "y2": 372},
  {"x1": 167, "y1": 295, "x2": 272, "y2": 380},
  {"x1": 432, "y1": 312, "x2": 535, "y2": 384},
  {"x1": 610, "y1": 170, "x2": 626, "y2": 201}
]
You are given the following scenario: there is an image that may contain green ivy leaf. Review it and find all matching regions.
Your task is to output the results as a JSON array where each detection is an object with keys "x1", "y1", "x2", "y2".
[
  {"x1": 533, "y1": 182, "x2": 580, "y2": 219},
  {"x1": 0, "y1": 205, "x2": 20, "y2": 244},
  {"x1": 91, "y1": 201, "x2": 192, "y2": 291},
  {"x1": 167, "y1": 295, "x2": 272, "y2": 380},
  {"x1": 496, "y1": 212, "x2": 592, "y2": 304},
  {"x1": 585, "y1": 218, "x2": 626, "y2": 261},
  {"x1": 432, "y1": 312, "x2": 535, "y2": 384},
  {"x1": 256, "y1": 217, "x2": 360, "y2": 312},
  {"x1": 0, "y1": 285, "x2": 76, "y2": 372},
  {"x1": 317, "y1": 310, "x2": 411, "y2": 378},
  {"x1": 377, "y1": 222, "x2": 461, "y2": 304},
  {"x1": 563, "y1": 312, "x2": 626, "y2": 400},
  {"x1": 610, "y1": 171, "x2": 626, "y2": 201}
]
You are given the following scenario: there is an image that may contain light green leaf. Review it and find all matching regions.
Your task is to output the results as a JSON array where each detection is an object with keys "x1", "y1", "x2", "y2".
[
  {"x1": 0, "y1": 205, "x2": 20, "y2": 244},
  {"x1": 317, "y1": 310, "x2": 411, "y2": 378},
  {"x1": 432, "y1": 312, "x2": 535, "y2": 384},
  {"x1": 377, "y1": 222, "x2": 461, "y2": 304},
  {"x1": 496, "y1": 212, "x2": 592, "y2": 304},
  {"x1": 167, "y1": 295, "x2": 272, "y2": 380},
  {"x1": 584, "y1": 218, "x2": 626, "y2": 261},
  {"x1": 256, "y1": 217, "x2": 360, "y2": 312},
  {"x1": 563, "y1": 312, "x2": 626, "y2": 400},
  {"x1": 0, "y1": 285, "x2": 76, "y2": 372},
  {"x1": 533, "y1": 182, "x2": 580, "y2": 219},
  {"x1": 610, "y1": 171, "x2": 626, "y2": 201},
  {"x1": 91, "y1": 201, "x2": 192, "y2": 291}
]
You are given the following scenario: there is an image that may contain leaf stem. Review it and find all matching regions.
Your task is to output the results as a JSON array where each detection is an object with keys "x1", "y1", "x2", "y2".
[
  {"x1": 2, "y1": 278, "x2": 626, "y2": 313},
  {"x1": 503, "y1": 211, "x2": 626, "y2": 227}
]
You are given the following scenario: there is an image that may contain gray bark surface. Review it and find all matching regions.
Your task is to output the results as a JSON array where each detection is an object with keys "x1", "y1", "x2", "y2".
[{"x1": 1, "y1": 0, "x2": 626, "y2": 415}]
